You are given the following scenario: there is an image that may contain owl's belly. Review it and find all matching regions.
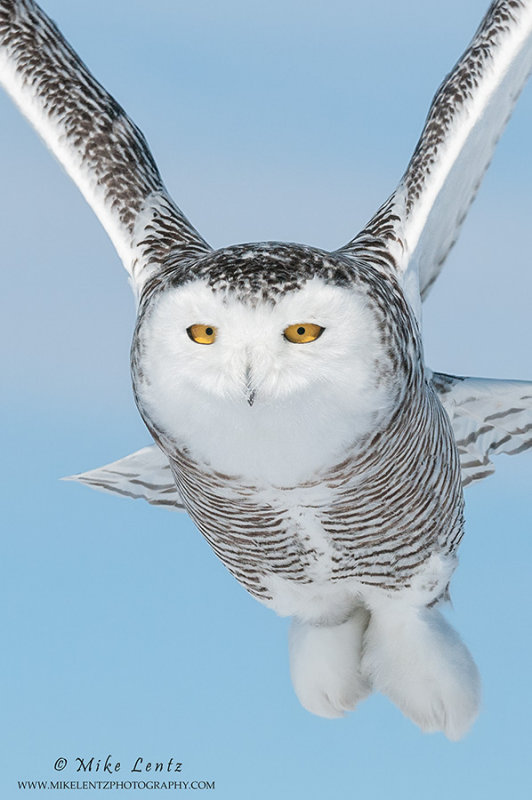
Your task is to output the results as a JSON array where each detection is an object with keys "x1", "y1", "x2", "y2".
[
  {"x1": 172, "y1": 448, "x2": 335, "y2": 600},
  {"x1": 169, "y1": 442, "x2": 464, "y2": 617}
]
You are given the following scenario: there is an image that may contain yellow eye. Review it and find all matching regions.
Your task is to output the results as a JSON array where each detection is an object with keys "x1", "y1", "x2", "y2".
[
  {"x1": 187, "y1": 324, "x2": 217, "y2": 345},
  {"x1": 283, "y1": 323, "x2": 325, "y2": 344}
]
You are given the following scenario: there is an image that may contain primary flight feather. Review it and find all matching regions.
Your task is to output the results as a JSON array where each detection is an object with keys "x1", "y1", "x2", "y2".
[{"x1": 1, "y1": 0, "x2": 531, "y2": 739}]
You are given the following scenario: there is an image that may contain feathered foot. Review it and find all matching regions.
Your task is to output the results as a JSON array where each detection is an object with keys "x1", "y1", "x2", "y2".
[
  {"x1": 289, "y1": 608, "x2": 372, "y2": 718},
  {"x1": 361, "y1": 601, "x2": 481, "y2": 740}
]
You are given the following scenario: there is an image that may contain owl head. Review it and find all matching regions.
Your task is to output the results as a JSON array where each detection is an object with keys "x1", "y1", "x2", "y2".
[{"x1": 131, "y1": 243, "x2": 421, "y2": 479}]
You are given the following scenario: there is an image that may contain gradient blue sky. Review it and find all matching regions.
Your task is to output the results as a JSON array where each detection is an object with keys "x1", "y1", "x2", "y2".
[{"x1": 1, "y1": 1, "x2": 531, "y2": 798}]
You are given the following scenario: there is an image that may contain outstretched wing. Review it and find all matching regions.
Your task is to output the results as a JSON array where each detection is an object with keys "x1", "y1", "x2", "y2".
[
  {"x1": 0, "y1": 0, "x2": 211, "y2": 298},
  {"x1": 339, "y1": 0, "x2": 532, "y2": 311},
  {"x1": 69, "y1": 373, "x2": 532, "y2": 503},
  {"x1": 65, "y1": 446, "x2": 186, "y2": 511},
  {"x1": 432, "y1": 372, "x2": 532, "y2": 486}
]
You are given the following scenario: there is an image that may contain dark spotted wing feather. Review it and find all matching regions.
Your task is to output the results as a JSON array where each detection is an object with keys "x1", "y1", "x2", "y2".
[
  {"x1": 432, "y1": 372, "x2": 532, "y2": 486},
  {"x1": 65, "y1": 446, "x2": 185, "y2": 510},
  {"x1": 339, "y1": 0, "x2": 532, "y2": 304},
  {"x1": 0, "y1": 0, "x2": 211, "y2": 298}
]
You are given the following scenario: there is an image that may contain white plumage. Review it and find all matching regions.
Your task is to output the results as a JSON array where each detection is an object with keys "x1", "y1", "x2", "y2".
[{"x1": 1, "y1": 0, "x2": 531, "y2": 739}]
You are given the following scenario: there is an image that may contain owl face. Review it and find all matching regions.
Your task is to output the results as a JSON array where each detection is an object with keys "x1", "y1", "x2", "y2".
[{"x1": 133, "y1": 266, "x2": 408, "y2": 482}]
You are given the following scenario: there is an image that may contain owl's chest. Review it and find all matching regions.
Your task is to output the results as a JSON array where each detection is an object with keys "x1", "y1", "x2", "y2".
[
  {"x1": 167, "y1": 433, "x2": 463, "y2": 612},
  {"x1": 169, "y1": 445, "x2": 337, "y2": 596}
]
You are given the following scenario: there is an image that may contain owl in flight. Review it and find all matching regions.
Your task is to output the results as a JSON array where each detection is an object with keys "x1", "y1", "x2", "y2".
[{"x1": 1, "y1": 0, "x2": 531, "y2": 740}]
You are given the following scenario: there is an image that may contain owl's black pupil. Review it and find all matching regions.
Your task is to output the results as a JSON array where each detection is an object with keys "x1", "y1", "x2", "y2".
[
  {"x1": 205, "y1": 327, "x2": 213, "y2": 336},
  {"x1": 297, "y1": 327, "x2": 305, "y2": 335}
]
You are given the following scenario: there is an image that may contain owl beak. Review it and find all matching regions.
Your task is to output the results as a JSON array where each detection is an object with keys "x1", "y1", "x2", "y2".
[{"x1": 244, "y1": 364, "x2": 256, "y2": 407}]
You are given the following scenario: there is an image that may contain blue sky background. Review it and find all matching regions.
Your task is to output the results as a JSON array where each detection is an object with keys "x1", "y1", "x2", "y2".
[{"x1": 1, "y1": 1, "x2": 531, "y2": 797}]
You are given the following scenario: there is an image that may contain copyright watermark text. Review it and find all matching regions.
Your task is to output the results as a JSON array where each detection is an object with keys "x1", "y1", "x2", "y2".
[{"x1": 17, "y1": 754, "x2": 215, "y2": 791}]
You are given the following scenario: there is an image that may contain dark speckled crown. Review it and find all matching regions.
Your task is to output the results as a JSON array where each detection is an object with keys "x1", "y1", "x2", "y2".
[{"x1": 140, "y1": 242, "x2": 358, "y2": 306}]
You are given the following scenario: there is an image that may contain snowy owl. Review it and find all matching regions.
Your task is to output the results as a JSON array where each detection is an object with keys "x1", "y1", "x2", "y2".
[{"x1": 1, "y1": 0, "x2": 531, "y2": 740}]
